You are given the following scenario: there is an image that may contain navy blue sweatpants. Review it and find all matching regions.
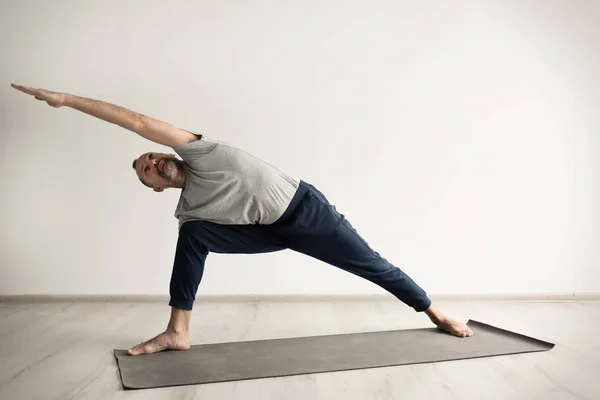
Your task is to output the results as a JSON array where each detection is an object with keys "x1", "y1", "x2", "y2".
[{"x1": 169, "y1": 181, "x2": 432, "y2": 312}]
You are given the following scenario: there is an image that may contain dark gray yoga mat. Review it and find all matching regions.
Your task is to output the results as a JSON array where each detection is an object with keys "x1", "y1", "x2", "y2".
[{"x1": 114, "y1": 319, "x2": 554, "y2": 390}]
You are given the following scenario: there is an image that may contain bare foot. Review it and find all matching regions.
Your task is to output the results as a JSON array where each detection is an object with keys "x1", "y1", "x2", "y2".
[
  {"x1": 127, "y1": 330, "x2": 191, "y2": 356},
  {"x1": 435, "y1": 317, "x2": 473, "y2": 338}
]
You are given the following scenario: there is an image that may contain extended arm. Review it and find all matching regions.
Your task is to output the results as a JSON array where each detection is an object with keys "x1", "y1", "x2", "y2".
[{"x1": 11, "y1": 83, "x2": 197, "y2": 148}]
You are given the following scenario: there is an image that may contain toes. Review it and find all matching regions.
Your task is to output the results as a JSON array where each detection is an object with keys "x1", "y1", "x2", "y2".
[
  {"x1": 126, "y1": 332, "x2": 179, "y2": 356},
  {"x1": 436, "y1": 322, "x2": 473, "y2": 338},
  {"x1": 455, "y1": 325, "x2": 472, "y2": 338},
  {"x1": 129, "y1": 337, "x2": 169, "y2": 355},
  {"x1": 127, "y1": 344, "x2": 144, "y2": 356},
  {"x1": 127, "y1": 349, "x2": 139, "y2": 356}
]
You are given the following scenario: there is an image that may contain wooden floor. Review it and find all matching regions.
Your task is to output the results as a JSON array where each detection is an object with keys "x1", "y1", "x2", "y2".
[{"x1": 0, "y1": 300, "x2": 598, "y2": 400}]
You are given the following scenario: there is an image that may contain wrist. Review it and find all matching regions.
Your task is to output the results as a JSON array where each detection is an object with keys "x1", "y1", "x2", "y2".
[{"x1": 63, "y1": 93, "x2": 75, "y2": 107}]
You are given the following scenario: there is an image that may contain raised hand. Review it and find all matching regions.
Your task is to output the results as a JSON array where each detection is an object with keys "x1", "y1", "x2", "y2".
[{"x1": 11, "y1": 83, "x2": 67, "y2": 108}]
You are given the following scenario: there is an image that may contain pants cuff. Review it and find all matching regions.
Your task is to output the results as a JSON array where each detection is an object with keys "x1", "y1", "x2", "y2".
[
  {"x1": 169, "y1": 298, "x2": 194, "y2": 310},
  {"x1": 414, "y1": 297, "x2": 432, "y2": 312}
]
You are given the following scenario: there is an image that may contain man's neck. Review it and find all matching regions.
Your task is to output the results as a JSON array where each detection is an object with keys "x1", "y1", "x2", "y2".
[{"x1": 174, "y1": 171, "x2": 186, "y2": 189}]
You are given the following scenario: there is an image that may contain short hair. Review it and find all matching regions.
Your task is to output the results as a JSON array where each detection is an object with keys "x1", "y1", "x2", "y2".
[{"x1": 132, "y1": 158, "x2": 153, "y2": 188}]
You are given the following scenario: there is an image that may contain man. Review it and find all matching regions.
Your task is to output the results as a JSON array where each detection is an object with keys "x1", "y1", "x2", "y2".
[{"x1": 11, "y1": 83, "x2": 473, "y2": 356}]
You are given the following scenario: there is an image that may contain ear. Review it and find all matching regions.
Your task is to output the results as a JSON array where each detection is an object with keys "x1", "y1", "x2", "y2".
[{"x1": 153, "y1": 187, "x2": 165, "y2": 193}]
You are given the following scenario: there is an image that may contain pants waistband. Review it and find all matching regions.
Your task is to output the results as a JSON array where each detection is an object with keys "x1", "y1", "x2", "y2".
[{"x1": 272, "y1": 180, "x2": 310, "y2": 225}]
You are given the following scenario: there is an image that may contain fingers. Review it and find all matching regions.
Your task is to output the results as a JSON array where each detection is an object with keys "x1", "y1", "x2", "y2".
[
  {"x1": 11, "y1": 83, "x2": 29, "y2": 92},
  {"x1": 11, "y1": 83, "x2": 39, "y2": 96}
]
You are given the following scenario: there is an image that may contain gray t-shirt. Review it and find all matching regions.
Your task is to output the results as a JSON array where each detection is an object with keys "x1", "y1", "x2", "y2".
[{"x1": 172, "y1": 133, "x2": 300, "y2": 227}]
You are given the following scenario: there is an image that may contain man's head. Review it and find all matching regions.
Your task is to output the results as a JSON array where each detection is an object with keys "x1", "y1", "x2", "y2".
[{"x1": 132, "y1": 152, "x2": 185, "y2": 192}]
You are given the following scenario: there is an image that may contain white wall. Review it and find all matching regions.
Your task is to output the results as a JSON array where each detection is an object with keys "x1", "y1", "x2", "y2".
[{"x1": 1, "y1": 0, "x2": 598, "y2": 296}]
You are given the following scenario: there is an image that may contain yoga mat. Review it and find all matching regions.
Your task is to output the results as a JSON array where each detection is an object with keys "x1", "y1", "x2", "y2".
[{"x1": 114, "y1": 319, "x2": 554, "y2": 390}]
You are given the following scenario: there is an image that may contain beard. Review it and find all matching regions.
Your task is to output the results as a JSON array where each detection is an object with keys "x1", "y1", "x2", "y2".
[{"x1": 158, "y1": 158, "x2": 184, "y2": 184}]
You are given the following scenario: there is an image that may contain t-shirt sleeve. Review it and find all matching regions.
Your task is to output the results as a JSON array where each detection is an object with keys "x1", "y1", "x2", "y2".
[{"x1": 172, "y1": 131, "x2": 219, "y2": 169}]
